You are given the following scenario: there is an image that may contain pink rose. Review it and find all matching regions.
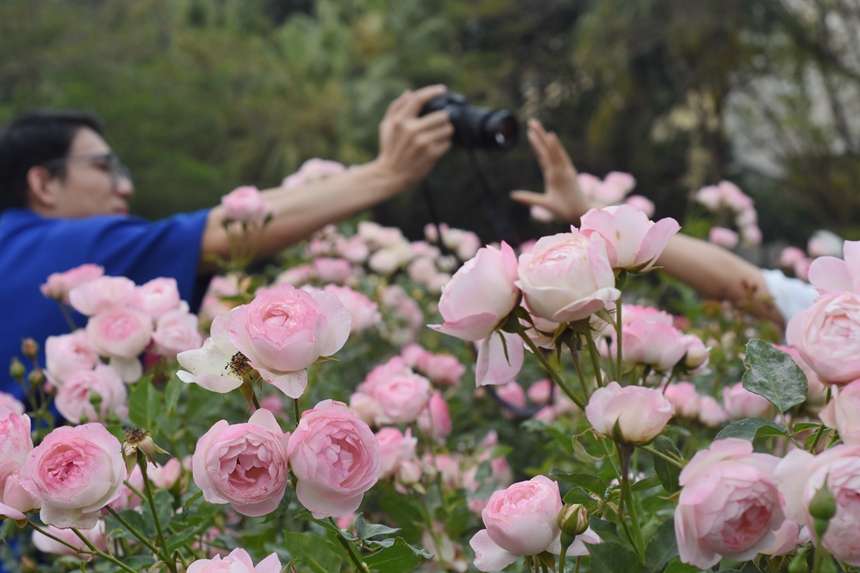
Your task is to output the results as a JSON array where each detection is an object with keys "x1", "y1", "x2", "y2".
[
  {"x1": 193, "y1": 409, "x2": 290, "y2": 517},
  {"x1": 430, "y1": 242, "x2": 519, "y2": 342},
  {"x1": 807, "y1": 230, "x2": 843, "y2": 259},
  {"x1": 585, "y1": 382, "x2": 674, "y2": 444},
  {"x1": 528, "y1": 379, "x2": 553, "y2": 405},
  {"x1": 676, "y1": 438, "x2": 787, "y2": 569},
  {"x1": 621, "y1": 304, "x2": 674, "y2": 325},
  {"x1": 287, "y1": 400, "x2": 380, "y2": 518},
  {"x1": 132, "y1": 277, "x2": 182, "y2": 320},
  {"x1": 469, "y1": 476, "x2": 562, "y2": 571},
  {"x1": 69, "y1": 276, "x2": 136, "y2": 316},
  {"x1": 601, "y1": 171, "x2": 637, "y2": 201},
  {"x1": 376, "y1": 427, "x2": 417, "y2": 479},
  {"x1": 177, "y1": 313, "x2": 246, "y2": 394},
  {"x1": 530, "y1": 204, "x2": 555, "y2": 222},
  {"x1": 55, "y1": 364, "x2": 128, "y2": 424},
  {"x1": 695, "y1": 185, "x2": 723, "y2": 211},
  {"x1": 664, "y1": 382, "x2": 699, "y2": 418},
  {"x1": 708, "y1": 227, "x2": 739, "y2": 249},
  {"x1": 335, "y1": 234, "x2": 370, "y2": 264},
  {"x1": 313, "y1": 257, "x2": 352, "y2": 284},
  {"x1": 220, "y1": 185, "x2": 269, "y2": 223},
  {"x1": 418, "y1": 353, "x2": 465, "y2": 387},
  {"x1": 780, "y1": 246, "x2": 807, "y2": 268},
  {"x1": 187, "y1": 548, "x2": 282, "y2": 573},
  {"x1": 323, "y1": 285, "x2": 381, "y2": 334},
  {"x1": 720, "y1": 181, "x2": 754, "y2": 212},
  {"x1": 786, "y1": 291, "x2": 860, "y2": 384},
  {"x1": 620, "y1": 320, "x2": 688, "y2": 372},
  {"x1": 697, "y1": 396, "x2": 728, "y2": 427},
  {"x1": 401, "y1": 344, "x2": 430, "y2": 368},
  {"x1": 33, "y1": 521, "x2": 107, "y2": 556},
  {"x1": 152, "y1": 309, "x2": 204, "y2": 358},
  {"x1": 740, "y1": 224, "x2": 762, "y2": 247},
  {"x1": 819, "y1": 379, "x2": 860, "y2": 444},
  {"x1": 356, "y1": 365, "x2": 431, "y2": 426},
  {"x1": 417, "y1": 391, "x2": 452, "y2": 443},
  {"x1": 274, "y1": 263, "x2": 314, "y2": 286},
  {"x1": 148, "y1": 459, "x2": 182, "y2": 490},
  {"x1": 19, "y1": 423, "x2": 125, "y2": 529},
  {"x1": 368, "y1": 248, "x2": 402, "y2": 275},
  {"x1": 807, "y1": 239, "x2": 859, "y2": 294},
  {"x1": 45, "y1": 330, "x2": 98, "y2": 384},
  {"x1": 224, "y1": 283, "x2": 351, "y2": 397},
  {"x1": 408, "y1": 256, "x2": 438, "y2": 284},
  {"x1": 624, "y1": 195, "x2": 655, "y2": 217},
  {"x1": 496, "y1": 380, "x2": 526, "y2": 409},
  {"x1": 776, "y1": 445, "x2": 860, "y2": 565},
  {"x1": 0, "y1": 407, "x2": 34, "y2": 518},
  {"x1": 722, "y1": 382, "x2": 774, "y2": 420},
  {"x1": 86, "y1": 307, "x2": 153, "y2": 359},
  {"x1": 0, "y1": 392, "x2": 24, "y2": 415},
  {"x1": 794, "y1": 257, "x2": 812, "y2": 282},
  {"x1": 40, "y1": 264, "x2": 104, "y2": 303},
  {"x1": 580, "y1": 205, "x2": 680, "y2": 272},
  {"x1": 516, "y1": 232, "x2": 620, "y2": 323},
  {"x1": 109, "y1": 464, "x2": 144, "y2": 511}
]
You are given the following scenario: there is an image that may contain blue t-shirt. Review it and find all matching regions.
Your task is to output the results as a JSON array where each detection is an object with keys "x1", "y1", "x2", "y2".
[{"x1": 0, "y1": 208, "x2": 211, "y2": 402}]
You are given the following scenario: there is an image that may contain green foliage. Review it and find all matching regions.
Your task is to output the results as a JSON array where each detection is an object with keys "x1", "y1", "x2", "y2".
[
  {"x1": 715, "y1": 417, "x2": 789, "y2": 442},
  {"x1": 742, "y1": 338, "x2": 808, "y2": 414},
  {"x1": 651, "y1": 436, "x2": 683, "y2": 494},
  {"x1": 645, "y1": 518, "x2": 678, "y2": 573},
  {"x1": 128, "y1": 376, "x2": 162, "y2": 435},
  {"x1": 364, "y1": 537, "x2": 431, "y2": 572},
  {"x1": 282, "y1": 531, "x2": 343, "y2": 573}
]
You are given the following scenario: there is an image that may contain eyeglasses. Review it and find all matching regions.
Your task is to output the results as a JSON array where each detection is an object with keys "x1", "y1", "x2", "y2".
[{"x1": 42, "y1": 152, "x2": 132, "y2": 187}]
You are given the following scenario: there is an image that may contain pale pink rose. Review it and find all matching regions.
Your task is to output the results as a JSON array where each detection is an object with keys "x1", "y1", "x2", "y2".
[
  {"x1": 410, "y1": 240, "x2": 441, "y2": 259},
  {"x1": 780, "y1": 246, "x2": 807, "y2": 268},
  {"x1": 425, "y1": 453, "x2": 461, "y2": 488},
  {"x1": 722, "y1": 382, "x2": 774, "y2": 420},
  {"x1": 152, "y1": 310, "x2": 204, "y2": 359},
  {"x1": 400, "y1": 344, "x2": 430, "y2": 369},
  {"x1": 469, "y1": 476, "x2": 563, "y2": 571},
  {"x1": 323, "y1": 285, "x2": 380, "y2": 334},
  {"x1": 187, "y1": 548, "x2": 282, "y2": 573},
  {"x1": 257, "y1": 394, "x2": 285, "y2": 416},
  {"x1": 347, "y1": 392, "x2": 380, "y2": 427},
  {"x1": 282, "y1": 158, "x2": 346, "y2": 188},
  {"x1": 417, "y1": 391, "x2": 452, "y2": 442},
  {"x1": 69, "y1": 276, "x2": 136, "y2": 316},
  {"x1": 623, "y1": 304, "x2": 675, "y2": 325},
  {"x1": 786, "y1": 291, "x2": 860, "y2": 385},
  {"x1": 418, "y1": 353, "x2": 465, "y2": 387},
  {"x1": 697, "y1": 396, "x2": 728, "y2": 427},
  {"x1": 132, "y1": 277, "x2": 181, "y2": 320},
  {"x1": 45, "y1": 330, "x2": 98, "y2": 384},
  {"x1": 368, "y1": 248, "x2": 401, "y2": 275},
  {"x1": 364, "y1": 356, "x2": 412, "y2": 386},
  {"x1": 775, "y1": 445, "x2": 860, "y2": 565},
  {"x1": 221, "y1": 185, "x2": 269, "y2": 223},
  {"x1": 664, "y1": 382, "x2": 699, "y2": 418},
  {"x1": 530, "y1": 205, "x2": 556, "y2": 222},
  {"x1": 224, "y1": 283, "x2": 351, "y2": 398},
  {"x1": 376, "y1": 427, "x2": 418, "y2": 479},
  {"x1": 358, "y1": 220, "x2": 385, "y2": 244},
  {"x1": 708, "y1": 226, "x2": 739, "y2": 249},
  {"x1": 623, "y1": 194, "x2": 655, "y2": 217},
  {"x1": 0, "y1": 392, "x2": 24, "y2": 415},
  {"x1": 427, "y1": 273, "x2": 452, "y2": 294},
  {"x1": 808, "y1": 239, "x2": 860, "y2": 294},
  {"x1": 620, "y1": 320, "x2": 688, "y2": 372},
  {"x1": 192, "y1": 409, "x2": 290, "y2": 517},
  {"x1": 496, "y1": 380, "x2": 526, "y2": 409},
  {"x1": 720, "y1": 181, "x2": 754, "y2": 212},
  {"x1": 681, "y1": 334, "x2": 710, "y2": 371},
  {"x1": 740, "y1": 224, "x2": 762, "y2": 247},
  {"x1": 33, "y1": 521, "x2": 107, "y2": 556},
  {"x1": 361, "y1": 370, "x2": 431, "y2": 426},
  {"x1": 695, "y1": 185, "x2": 723, "y2": 211},
  {"x1": 601, "y1": 171, "x2": 637, "y2": 200},
  {"x1": 199, "y1": 275, "x2": 239, "y2": 320},
  {"x1": 313, "y1": 257, "x2": 352, "y2": 284},
  {"x1": 819, "y1": 379, "x2": 860, "y2": 443},
  {"x1": 55, "y1": 365, "x2": 128, "y2": 424},
  {"x1": 580, "y1": 205, "x2": 680, "y2": 272},
  {"x1": 736, "y1": 207, "x2": 758, "y2": 228},
  {"x1": 19, "y1": 423, "x2": 124, "y2": 529},
  {"x1": 287, "y1": 400, "x2": 380, "y2": 518},
  {"x1": 676, "y1": 438, "x2": 787, "y2": 569},
  {"x1": 585, "y1": 382, "x2": 674, "y2": 444},
  {"x1": 408, "y1": 256, "x2": 438, "y2": 284},
  {"x1": 794, "y1": 257, "x2": 812, "y2": 282},
  {"x1": 528, "y1": 379, "x2": 553, "y2": 405},
  {"x1": 148, "y1": 459, "x2": 182, "y2": 490},
  {"x1": 40, "y1": 264, "x2": 104, "y2": 303},
  {"x1": 808, "y1": 230, "x2": 843, "y2": 259},
  {"x1": 335, "y1": 234, "x2": 370, "y2": 264},
  {"x1": 274, "y1": 263, "x2": 314, "y2": 287},
  {"x1": 516, "y1": 232, "x2": 620, "y2": 323},
  {"x1": 86, "y1": 307, "x2": 153, "y2": 359},
  {"x1": 0, "y1": 407, "x2": 33, "y2": 516},
  {"x1": 455, "y1": 231, "x2": 481, "y2": 260},
  {"x1": 176, "y1": 314, "x2": 246, "y2": 394},
  {"x1": 109, "y1": 464, "x2": 144, "y2": 511},
  {"x1": 430, "y1": 242, "x2": 519, "y2": 342}
]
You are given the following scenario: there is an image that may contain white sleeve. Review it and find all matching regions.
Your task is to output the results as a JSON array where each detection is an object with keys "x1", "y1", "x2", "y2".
[{"x1": 761, "y1": 269, "x2": 819, "y2": 324}]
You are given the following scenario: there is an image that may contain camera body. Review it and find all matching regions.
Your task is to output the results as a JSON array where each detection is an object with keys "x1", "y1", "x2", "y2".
[{"x1": 420, "y1": 92, "x2": 518, "y2": 151}]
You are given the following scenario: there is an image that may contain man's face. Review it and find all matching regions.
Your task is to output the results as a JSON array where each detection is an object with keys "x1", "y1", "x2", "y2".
[{"x1": 46, "y1": 127, "x2": 134, "y2": 218}]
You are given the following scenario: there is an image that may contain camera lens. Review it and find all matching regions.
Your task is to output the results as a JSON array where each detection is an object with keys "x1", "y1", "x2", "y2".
[
  {"x1": 483, "y1": 111, "x2": 518, "y2": 151},
  {"x1": 419, "y1": 92, "x2": 518, "y2": 151}
]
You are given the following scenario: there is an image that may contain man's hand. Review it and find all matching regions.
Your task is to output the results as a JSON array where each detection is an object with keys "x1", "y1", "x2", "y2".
[
  {"x1": 510, "y1": 119, "x2": 591, "y2": 224},
  {"x1": 374, "y1": 85, "x2": 454, "y2": 191}
]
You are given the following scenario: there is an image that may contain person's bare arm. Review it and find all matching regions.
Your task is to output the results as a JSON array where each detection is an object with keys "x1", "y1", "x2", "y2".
[
  {"x1": 511, "y1": 119, "x2": 785, "y2": 328},
  {"x1": 199, "y1": 85, "x2": 454, "y2": 272}
]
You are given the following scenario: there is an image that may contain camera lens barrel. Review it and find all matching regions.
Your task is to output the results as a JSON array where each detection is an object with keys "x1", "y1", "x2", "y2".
[{"x1": 419, "y1": 93, "x2": 518, "y2": 151}]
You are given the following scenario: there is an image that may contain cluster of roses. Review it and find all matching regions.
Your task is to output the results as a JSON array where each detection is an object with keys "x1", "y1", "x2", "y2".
[
  {"x1": 38, "y1": 267, "x2": 204, "y2": 424},
  {"x1": 780, "y1": 229, "x2": 844, "y2": 282},
  {"x1": 529, "y1": 170, "x2": 655, "y2": 223},
  {"x1": 695, "y1": 180, "x2": 762, "y2": 248}
]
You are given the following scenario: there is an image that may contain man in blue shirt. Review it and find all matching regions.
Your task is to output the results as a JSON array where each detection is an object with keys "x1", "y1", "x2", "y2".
[{"x1": 0, "y1": 85, "x2": 454, "y2": 402}]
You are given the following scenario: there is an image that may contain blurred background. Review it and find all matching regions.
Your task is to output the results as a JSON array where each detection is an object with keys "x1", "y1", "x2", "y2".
[{"x1": 1, "y1": 0, "x2": 858, "y2": 247}]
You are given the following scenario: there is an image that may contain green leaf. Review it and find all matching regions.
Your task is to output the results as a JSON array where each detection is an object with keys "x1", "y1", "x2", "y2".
[
  {"x1": 355, "y1": 513, "x2": 400, "y2": 540},
  {"x1": 715, "y1": 418, "x2": 789, "y2": 442},
  {"x1": 742, "y1": 338, "x2": 808, "y2": 413},
  {"x1": 365, "y1": 537, "x2": 431, "y2": 573},
  {"x1": 631, "y1": 474, "x2": 662, "y2": 492},
  {"x1": 105, "y1": 508, "x2": 154, "y2": 539},
  {"x1": 282, "y1": 531, "x2": 343, "y2": 573},
  {"x1": 128, "y1": 377, "x2": 161, "y2": 433},
  {"x1": 652, "y1": 436, "x2": 683, "y2": 494},
  {"x1": 551, "y1": 471, "x2": 608, "y2": 495},
  {"x1": 586, "y1": 539, "x2": 647, "y2": 573},
  {"x1": 588, "y1": 516, "x2": 621, "y2": 542},
  {"x1": 164, "y1": 373, "x2": 183, "y2": 414},
  {"x1": 793, "y1": 422, "x2": 821, "y2": 433},
  {"x1": 562, "y1": 487, "x2": 600, "y2": 512},
  {"x1": 572, "y1": 433, "x2": 602, "y2": 462},
  {"x1": 152, "y1": 490, "x2": 173, "y2": 532},
  {"x1": 261, "y1": 486, "x2": 293, "y2": 524},
  {"x1": 645, "y1": 517, "x2": 678, "y2": 573}
]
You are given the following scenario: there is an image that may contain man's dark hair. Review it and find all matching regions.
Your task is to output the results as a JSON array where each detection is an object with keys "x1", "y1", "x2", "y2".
[{"x1": 0, "y1": 110, "x2": 103, "y2": 212}]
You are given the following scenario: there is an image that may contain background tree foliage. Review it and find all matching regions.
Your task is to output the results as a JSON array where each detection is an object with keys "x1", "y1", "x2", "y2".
[{"x1": 1, "y1": 0, "x2": 858, "y2": 244}]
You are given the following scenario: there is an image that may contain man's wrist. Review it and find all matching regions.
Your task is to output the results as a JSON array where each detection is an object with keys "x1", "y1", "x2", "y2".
[{"x1": 363, "y1": 158, "x2": 412, "y2": 200}]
